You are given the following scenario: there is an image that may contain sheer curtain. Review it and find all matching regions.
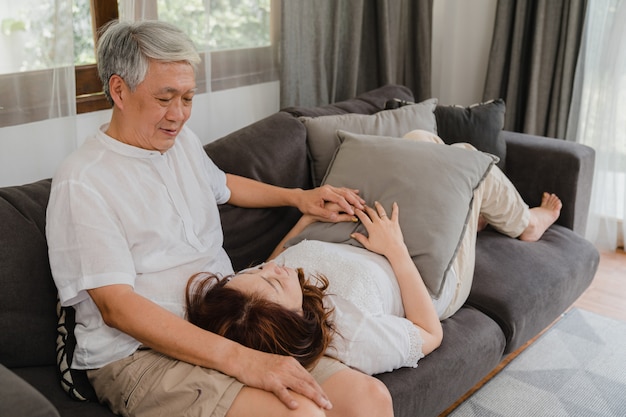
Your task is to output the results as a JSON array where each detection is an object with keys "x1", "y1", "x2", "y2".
[
  {"x1": 567, "y1": 0, "x2": 626, "y2": 250},
  {"x1": 0, "y1": 0, "x2": 78, "y2": 186}
]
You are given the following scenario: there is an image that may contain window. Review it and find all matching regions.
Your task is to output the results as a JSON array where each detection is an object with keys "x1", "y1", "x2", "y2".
[{"x1": 0, "y1": 0, "x2": 279, "y2": 126}]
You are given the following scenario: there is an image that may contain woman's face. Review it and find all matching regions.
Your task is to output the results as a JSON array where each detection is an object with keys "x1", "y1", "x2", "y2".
[{"x1": 226, "y1": 262, "x2": 304, "y2": 313}]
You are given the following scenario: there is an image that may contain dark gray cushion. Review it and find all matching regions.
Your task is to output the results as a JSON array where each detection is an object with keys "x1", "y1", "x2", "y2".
[
  {"x1": 282, "y1": 84, "x2": 415, "y2": 118},
  {"x1": 375, "y1": 307, "x2": 506, "y2": 417},
  {"x1": 300, "y1": 99, "x2": 438, "y2": 186},
  {"x1": 204, "y1": 112, "x2": 311, "y2": 271},
  {"x1": 435, "y1": 99, "x2": 506, "y2": 170},
  {"x1": 0, "y1": 179, "x2": 57, "y2": 368},
  {"x1": 0, "y1": 364, "x2": 60, "y2": 417},
  {"x1": 287, "y1": 131, "x2": 497, "y2": 297},
  {"x1": 469, "y1": 225, "x2": 599, "y2": 353},
  {"x1": 14, "y1": 366, "x2": 115, "y2": 417}
]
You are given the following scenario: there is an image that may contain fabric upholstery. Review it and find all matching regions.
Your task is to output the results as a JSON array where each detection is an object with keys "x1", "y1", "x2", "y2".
[
  {"x1": 13, "y1": 366, "x2": 113, "y2": 417},
  {"x1": 204, "y1": 112, "x2": 310, "y2": 271},
  {"x1": 435, "y1": 99, "x2": 507, "y2": 170},
  {"x1": 503, "y1": 130, "x2": 595, "y2": 236},
  {"x1": 0, "y1": 179, "x2": 57, "y2": 368},
  {"x1": 0, "y1": 364, "x2": 60, "y2": 417},
  {"x1": 282, "y1": 84, "x2": 415, "y2": 118},
  {"x1": 469, "y1": 225, "x2": 599, "y2": 353},
  {"x1": 376, "y1": 307, "x2": 506, "y2": 417},
  {"x1": 288, "y1": 131, "x2": 497, "y2": 297},
  {"x1": 300, "y1": 98, "x2": 438, "y2": 186}
]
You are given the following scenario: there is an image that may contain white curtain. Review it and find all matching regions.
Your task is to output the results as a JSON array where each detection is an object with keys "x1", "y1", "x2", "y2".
[{"x1": 567, "y1": 0, "x2": 626, "y2": 250}]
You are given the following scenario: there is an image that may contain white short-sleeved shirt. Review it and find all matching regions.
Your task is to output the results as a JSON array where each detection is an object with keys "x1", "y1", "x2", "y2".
[
  {"x1": 275, "y1": 240, "x2": 452, "y2": 375},
  {"x1": 46, "y1": 124, "x2": 233, "y2": 369}
]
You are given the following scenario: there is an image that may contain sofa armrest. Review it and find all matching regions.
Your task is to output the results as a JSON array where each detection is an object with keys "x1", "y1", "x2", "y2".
[
  {"x1": 502, "y1": 130, "x2": 595, "y2": 236},
  {"x1": 0, "y1": 364, "x2": 60, "y2": 417}
]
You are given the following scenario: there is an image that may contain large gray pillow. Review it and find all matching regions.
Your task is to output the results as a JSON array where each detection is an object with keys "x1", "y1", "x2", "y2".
[
  {"x1": 300, "y1": 98, "x2": 438, "y2": 186},
  {"x1": 287, "y1": 131, "x2": 497, "y2": 298}
]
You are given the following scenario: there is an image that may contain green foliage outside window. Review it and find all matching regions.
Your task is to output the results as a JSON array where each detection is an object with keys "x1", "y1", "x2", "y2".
[{"x1": 0, "y1": 0, "x2": 270, "y2": 72}]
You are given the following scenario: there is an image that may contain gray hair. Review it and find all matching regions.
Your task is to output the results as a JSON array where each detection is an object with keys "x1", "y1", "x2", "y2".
[{"x1": 97, "y1": 20, "x2": 201, "y2": 104}]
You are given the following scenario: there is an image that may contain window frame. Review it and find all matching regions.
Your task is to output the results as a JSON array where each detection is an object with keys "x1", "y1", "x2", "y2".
[{"x1": 0, "y1": 0, "x2": 279, "y2": 126}]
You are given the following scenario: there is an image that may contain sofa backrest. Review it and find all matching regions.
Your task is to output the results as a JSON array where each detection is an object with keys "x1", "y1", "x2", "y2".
[
  {"x1": 0, "y1": 179, "x2": 58, "y2": 368},
  {"x1": 207, "y1": 84, "x2": 415, "y2": 271}
]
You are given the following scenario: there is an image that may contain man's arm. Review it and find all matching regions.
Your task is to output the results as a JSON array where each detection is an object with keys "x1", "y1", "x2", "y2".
[
  {"x1": 225, "y1": 174, "x2": 364, "y2": 221},
  {"x1": 87, "y1": 284, "x2": 332, "y2": 410}
]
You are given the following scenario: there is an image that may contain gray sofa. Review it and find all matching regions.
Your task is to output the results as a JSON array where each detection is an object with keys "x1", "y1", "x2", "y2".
[{"x1": 0, "y1": 85, "x2": 599, "y2": 417}]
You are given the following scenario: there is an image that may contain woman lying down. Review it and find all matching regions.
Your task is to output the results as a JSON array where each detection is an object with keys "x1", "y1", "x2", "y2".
[{"x1": 185, "y1": 130, "x2": 562, "y2": 375}]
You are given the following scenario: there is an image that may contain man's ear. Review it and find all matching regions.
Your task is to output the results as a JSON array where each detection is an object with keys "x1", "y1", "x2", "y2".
[{"x1": 108, "y1": 75, "x2": 126, "y2": 109}]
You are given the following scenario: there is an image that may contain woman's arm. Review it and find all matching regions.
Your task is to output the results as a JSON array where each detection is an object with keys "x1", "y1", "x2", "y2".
[{"x1": 350, "y1": 202, "x2": 443, "y2": 355}]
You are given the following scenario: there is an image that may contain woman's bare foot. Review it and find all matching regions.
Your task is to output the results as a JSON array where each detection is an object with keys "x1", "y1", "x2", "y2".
[{"x1": 519, "y1": 192, "x2": 562, "y2": 242}]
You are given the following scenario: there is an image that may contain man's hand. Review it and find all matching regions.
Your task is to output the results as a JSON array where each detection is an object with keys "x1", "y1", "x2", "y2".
[
  {"x1": 297, "y1": 185, "x2": 365, "y2": 221},
  {"x1": 232, "y1": 347, "x2": 333, "y2": 410}
]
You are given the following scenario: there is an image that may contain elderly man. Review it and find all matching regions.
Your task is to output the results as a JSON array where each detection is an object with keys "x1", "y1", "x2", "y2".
[{"x1": 47, "y1": 20, "x2": 392, "y2": 417}]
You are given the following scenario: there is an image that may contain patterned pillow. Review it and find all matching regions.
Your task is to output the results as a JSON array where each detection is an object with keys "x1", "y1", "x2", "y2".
[{"x1": 56, "y1": 299, "x2": 98, "y2": 402}]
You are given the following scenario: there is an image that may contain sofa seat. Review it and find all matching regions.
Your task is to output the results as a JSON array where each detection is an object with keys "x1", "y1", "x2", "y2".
[
  {"x1": 376, "y1": 306, "x2": 507, "y2": 417},
  {"x1": 469, "y1": 225, "x2": 600, "y2": 353}
]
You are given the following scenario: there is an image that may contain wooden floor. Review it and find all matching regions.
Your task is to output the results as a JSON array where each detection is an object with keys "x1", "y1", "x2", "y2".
[
  {"x1": 439, "y1": 248, "x2": 626, "y2": 416},
  {"x1": 573, "y1": 248, "x2": 626, "y2": 322}
]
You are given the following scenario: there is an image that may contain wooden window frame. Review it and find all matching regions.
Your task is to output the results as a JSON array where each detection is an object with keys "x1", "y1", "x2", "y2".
[
  {"x1": 0, "y1": 0, "x2": 279, "y2": 127},
  {"x1": 76, "y1": 0, "x2": 280, "y2": 114}
]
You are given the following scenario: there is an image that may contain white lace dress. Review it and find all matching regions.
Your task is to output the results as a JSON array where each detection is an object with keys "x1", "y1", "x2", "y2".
[{"x1": 274, "y1": 240, "x2": 426, "y2": 375}]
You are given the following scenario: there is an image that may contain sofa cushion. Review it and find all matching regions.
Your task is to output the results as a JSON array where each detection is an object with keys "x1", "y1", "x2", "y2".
[
  {"x1": 205, "y1": 112, "x2": 311, "y2": 270},
  {"x1": 287, "y1": 131, "x2": 497, "y2": 297},
  {"x1": 0, "y1": 179, "x2": 58, "y2": 368},
  {"x1": 14, "y1": 366, "x2": 115, "y2": 417},
  {"x1": 434, "y1": 99, "x2": 507, "y2": 170},
  {"x1": 375, "y1": 307, "x2": 506, "y2": 417},
  {"x1": 468, "y1": 225, "x2": 599, "y2": 353},
  {"x1": 282, "y1": 84, "x2": 415, "y2": 118},
  {"x1": 0, "y1": 364, "x2": 60, "y2": 417},
  {"x1": 301, "y1": 99, "x2": 438, "y2": 186}
]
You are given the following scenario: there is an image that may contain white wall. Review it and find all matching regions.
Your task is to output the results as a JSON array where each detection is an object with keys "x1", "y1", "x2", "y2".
[
  {"x1": 0, "y1": 0, "x2": 497, "y2": 187},
  {"x1": 431, "y1": 0, "x2": 498, "y2": 106}
]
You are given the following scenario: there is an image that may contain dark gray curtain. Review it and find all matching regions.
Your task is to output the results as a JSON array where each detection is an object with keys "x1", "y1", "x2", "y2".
[
  {"x1": 483, "y1": 0, "x2": 587, "y2": 138},
  {"x1": 280, "y1": 0, "x2": 433, "y2": 108}
]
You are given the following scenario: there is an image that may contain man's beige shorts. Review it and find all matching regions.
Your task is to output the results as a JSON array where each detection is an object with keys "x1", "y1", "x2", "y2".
[{"x1": 87, "y1": 349, "x2": 346, "y2": 417}]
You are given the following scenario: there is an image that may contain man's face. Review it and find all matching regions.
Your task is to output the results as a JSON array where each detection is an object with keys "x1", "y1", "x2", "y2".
[{"x1": 118, "y1": 60, "x2": 197, "y2": 153}]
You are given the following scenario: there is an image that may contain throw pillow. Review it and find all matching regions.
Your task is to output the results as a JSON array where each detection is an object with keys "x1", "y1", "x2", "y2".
[
  {"x1": 287, "y1": 131, "x2": 497, "y2": 298},
  {"x1": 434, "y1": 99, "x2": 507, "y2": 170},
  {"x1": 56, "y1": 300, "x2": 98, "y2": 402},
  {"x1": 300, "y1": 98, "x2": 438, "y2": 187}
]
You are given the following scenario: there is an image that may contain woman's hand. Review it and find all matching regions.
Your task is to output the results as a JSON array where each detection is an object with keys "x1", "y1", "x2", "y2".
[{"x1": 350, "y1": 201, "x2": 408, "y2": 259}]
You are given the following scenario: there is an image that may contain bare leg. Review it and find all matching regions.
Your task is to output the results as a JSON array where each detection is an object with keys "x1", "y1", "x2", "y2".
[
  {"x1": 321, "y1": 368, "x2": 393, "y2": 417},
  {"x1": 227, "y1": 387, "x2": 326, "y2": 417},
  {"x1": 519, "y1": 192, "x2": 562, "y2": 242}
]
